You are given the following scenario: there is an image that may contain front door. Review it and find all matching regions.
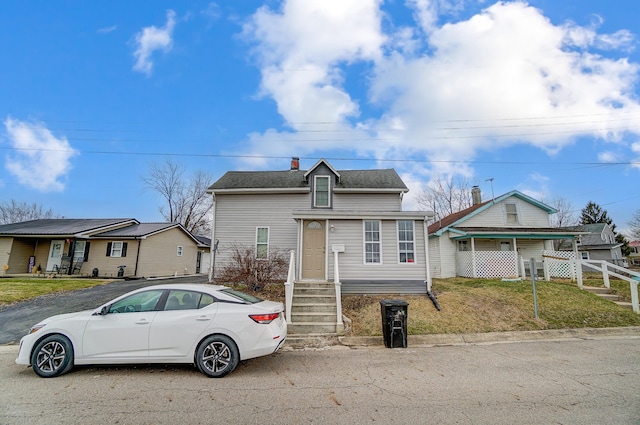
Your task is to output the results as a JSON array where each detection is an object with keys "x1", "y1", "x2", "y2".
[
  {"x1": 46, "y1": 240, "x2": 64, "y2": 272},
  {"x1": 302, "y1": 220, "x2": 325, "y2": 279}
]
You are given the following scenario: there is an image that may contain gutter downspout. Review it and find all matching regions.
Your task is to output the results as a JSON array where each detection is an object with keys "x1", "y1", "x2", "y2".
[
  {"x1": 134, "y1": 237, "x2": 141, "y2": 277},
  {"x1": 423, "y1": 218, "x2": 432, "y2": 292}
]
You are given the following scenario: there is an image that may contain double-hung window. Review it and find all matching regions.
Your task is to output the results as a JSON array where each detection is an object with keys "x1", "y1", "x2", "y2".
[
  {"x1": 364, "y1": 220, "x2": 381, "y2": 264},
  {"x1": 106, "y1": 241, "x2": 127, "y2": 257},
  {"x1": 397, "y1": 220, "x2": 415, "y2": 263},
  {"x1": 314, "y1": 176, "x2": 330, "y2": 208},
  {"x1": 256, "y1": 227, "x2": 269, "y2": 259},
  {"x1": 505, "y1": 203, "x2": 518, "y2": 224}
]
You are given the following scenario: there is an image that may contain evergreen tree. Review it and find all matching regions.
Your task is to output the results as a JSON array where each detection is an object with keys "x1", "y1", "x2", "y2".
[{"x1": 580, "y1": 201, "x2": 629, "y2": 257}]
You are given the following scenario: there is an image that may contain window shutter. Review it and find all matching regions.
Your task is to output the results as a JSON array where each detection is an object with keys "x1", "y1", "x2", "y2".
[
  {"x1": 122, "y1": 242, "x2": 128, "y2": 257},
  {"x1": 106, "y1": 242, "x2": 112, "y2": 257},
  {"x1": 84, "y1": 242, "x2": 91, "y2": 261}
]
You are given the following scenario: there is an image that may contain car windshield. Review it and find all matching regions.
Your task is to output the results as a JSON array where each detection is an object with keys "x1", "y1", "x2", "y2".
[{"x1": 218, "y1": 288, "x2": 263, "y2": 304}]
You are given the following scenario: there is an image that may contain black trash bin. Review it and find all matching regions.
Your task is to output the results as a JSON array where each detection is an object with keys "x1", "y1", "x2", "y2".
[
  {"x1": 92, "y1": 268, "x2": 99, "y2": 278},
  {"x1": 380, "y1": 299, "x2": 409, "y2": 348}
]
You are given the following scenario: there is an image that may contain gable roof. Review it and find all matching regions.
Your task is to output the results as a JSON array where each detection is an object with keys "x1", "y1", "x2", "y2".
[
  {"x1": 93, "y1": 222, "x2": 203, "y2": 244},
  {"x1": 429, "y1": 190, "x2": 557, "y2": 234},
  {"x1": 208, "y1": 164, "x2": 408, "y2": 193},
  {"x1": 0, "y1": 218, "x2": 138, "y2": 237}
]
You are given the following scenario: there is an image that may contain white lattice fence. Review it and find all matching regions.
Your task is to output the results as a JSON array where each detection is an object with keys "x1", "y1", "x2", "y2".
[
  {"x1": 542, "y1": 250, "x2": 575, "y2": 278},
  {"x1": 456, "y1": 251, "x2": 474, "y2": 277},
  {"x1": 475, "y1": 251, "x2": 518, "y2": 278},
  {"x1": 456, "y1": 251, "x2": 518, "y2": 278}
]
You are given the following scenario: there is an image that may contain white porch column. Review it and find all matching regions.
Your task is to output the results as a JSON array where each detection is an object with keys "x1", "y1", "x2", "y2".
[
  {"x1": 512, "y1": 238, "x2": 518, "y2": 277},
  {"x1": 208, "y1": 195, "x2": 216, "y2": 283},
  {"x1": 471, "y1": 238, "x2": 477, "y2": 278}
]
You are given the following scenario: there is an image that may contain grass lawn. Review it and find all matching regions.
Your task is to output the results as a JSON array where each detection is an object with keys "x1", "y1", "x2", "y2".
[
  {"x1": 0, "y1": 278, "x2": 114, "y2": 305},
  {"x1": 342, "y1": 277, "x2": 640, "y2": 336},
  {"x1": 2, "y1": 276, "x2": 639, "y2": 336}
]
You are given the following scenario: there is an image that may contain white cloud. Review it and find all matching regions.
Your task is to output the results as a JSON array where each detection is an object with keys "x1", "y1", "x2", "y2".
[
  {"x1": 132, "y1": 10, "x2": 176, "y2": 75},
  {"x1": 3, "y1": 118, "x2": 79, "y2": 192},
  {"x1": 241, "y1": 0, "x2": 640, "y2": 183},
  {"x1": 598, "y1": 151, "x2": 622, "y2": 162},
  {"x1": 97, "y1": 25, "x2": 117, "y2": 34}
]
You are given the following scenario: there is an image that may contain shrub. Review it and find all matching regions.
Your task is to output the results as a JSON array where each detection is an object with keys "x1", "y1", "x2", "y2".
[{"x1": 217, "y1": 243, "x2": 289, "y2": 292}]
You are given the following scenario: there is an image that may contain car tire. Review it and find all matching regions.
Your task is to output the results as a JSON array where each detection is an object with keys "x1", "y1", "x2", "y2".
[
  {"x1": 31, "y1": 334, "x2": 74, "y2": 378},
  {"x1": 195, "y1": 335, "x2": 239, "y2": 378}
]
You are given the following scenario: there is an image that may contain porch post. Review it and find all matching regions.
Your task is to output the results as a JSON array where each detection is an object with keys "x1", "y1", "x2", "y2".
[
  {"x1": 471, "y1": 237, "x2": 477, "y2": 278},
  {"x1": 572, "y1": 238, "x2": 583, "y2": 289},
  {"x1": 512, "y1": 238, "x2": 518, "y2": 277}
]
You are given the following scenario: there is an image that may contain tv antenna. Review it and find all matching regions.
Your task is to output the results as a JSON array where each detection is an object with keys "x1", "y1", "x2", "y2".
[{"x1": 485, "y1": 178, "x2": 495, "y2": 201}]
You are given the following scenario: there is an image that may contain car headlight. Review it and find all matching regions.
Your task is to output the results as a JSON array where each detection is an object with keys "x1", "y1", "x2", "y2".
[{"x1": 29, "y1": 324, "x2": 46, "y2": 334}]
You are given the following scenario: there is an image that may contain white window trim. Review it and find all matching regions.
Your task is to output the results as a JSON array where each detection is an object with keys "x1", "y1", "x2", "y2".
[
  {"x1": 505, "y1": 202, "x2": 519, "y2": 224},
  {"x1": 177, "y1": 246, "x2": 183, "y2": 257},
  {"x1": 397, "y1": 220, "x2": 416, "y2": 264},
  {"x1": 363, "y1": 220, "x2": 382, "y2": 265},
  {"x1": 110, "y1": 241, "x2": 123, "y2": 257},
  {"x1": 313, "y1": 175, "x2": 331, "y2": 208},
  {"x1": 256, "y1": 226, "x2": 270, "y2": 259}
]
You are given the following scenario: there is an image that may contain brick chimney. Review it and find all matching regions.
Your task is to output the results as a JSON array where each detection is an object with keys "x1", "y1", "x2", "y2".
[
  {"x1": 290, "y1": 157, "x2": 299, "y2": 170},
  {"x1": 471, "y1": 186, "x2": 482, "y2": 205}
]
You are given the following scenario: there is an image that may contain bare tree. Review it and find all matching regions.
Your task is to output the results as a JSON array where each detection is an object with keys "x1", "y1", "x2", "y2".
[
  {"x1": 141, "y1": 160, "x2": 214, "y2": 236},
  {"x1": 0, "y1": 199, "x2": 60, "y2": 224},
  {"x1": 546, "y1": 195, "x2": 578, "y2": 228},
  {"x1": 416, "y1": 174, "x2": 473, "y2": 220}
]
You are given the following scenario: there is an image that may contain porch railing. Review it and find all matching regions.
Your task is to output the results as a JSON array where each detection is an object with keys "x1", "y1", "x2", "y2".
[{"x1": 284, "y1": 250, "x2": 295, "y2": 324}]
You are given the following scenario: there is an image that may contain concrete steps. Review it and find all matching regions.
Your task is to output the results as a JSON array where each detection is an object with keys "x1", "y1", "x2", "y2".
[
  {"x1": 289, "y1": 281, "x2": 340, "y2": 335},
  {"x1": 583, "y1": 285, "x2": 633, "y2": 310}
]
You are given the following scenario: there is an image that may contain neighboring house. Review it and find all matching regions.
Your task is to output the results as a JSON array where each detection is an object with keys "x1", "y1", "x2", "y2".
[
  {"x1": 560, "y1": 223, "x2": 627, "y2": 267},
  {"x1": 0, "y1": 219, "x2": 210, "y2": 278},
  {"x1": 428, "y1": 188, "x2": 583, "y2": 279},
  {"x1": 629, "y1": 241, "x2": 640, "y2": 267},
  {"x1": 207, "y1": 158, "x2": 434, "y2": 294}
]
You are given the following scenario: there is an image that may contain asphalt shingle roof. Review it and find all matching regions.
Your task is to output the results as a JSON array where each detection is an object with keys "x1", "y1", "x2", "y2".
[
  {"x1": 0, "y1": 219, "x2": 136, "y2": 236},
  {"x1": 209, "y1": 168, "x2": 408, "y2": 191}
]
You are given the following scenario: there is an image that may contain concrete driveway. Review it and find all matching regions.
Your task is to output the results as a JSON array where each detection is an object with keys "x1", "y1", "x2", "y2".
[{"x1": 0, "y1": 275, "x2": 208, "y2": 344}]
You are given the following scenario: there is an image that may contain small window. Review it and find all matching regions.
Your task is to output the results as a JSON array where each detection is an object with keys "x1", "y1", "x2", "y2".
[
  {"x1": 107, "y1": 241, "x2": 128, "y2": 258},
  {"x1": 256, "y1": 227, "x2": 269, "y2": 259},
  {"x1": 364, "y1": 220, "x2": 381, "y2": 264},
  {"x1": 505, "y1": 203, "x2": 518, "y2": 224},
  {"x1": 581, "y1": 252, "x2": 589, "y2": 260},
  {"x1": 177, "y1": 246, "x2": 183, "y2": 256},
  {"x1": 458, "y1": 241, "x2": 469, "y2": 252},
  {"x1": 314, "y1": 176, "x2": 330, "y2": 207},
  {"x1": 500, "y1": 242, "x2": 511, "y2": 251},
  {"x1": 397, "y1": 220, "x2": 415, "y2": 263}
]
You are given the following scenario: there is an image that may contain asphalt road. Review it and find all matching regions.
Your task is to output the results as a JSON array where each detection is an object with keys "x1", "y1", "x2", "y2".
[
  {"x1": 1, "y1": 336, "x2": 639, "y2": 424},
  {"x1": 0, "y1": 275, "x2": 209, "y2": 344}
]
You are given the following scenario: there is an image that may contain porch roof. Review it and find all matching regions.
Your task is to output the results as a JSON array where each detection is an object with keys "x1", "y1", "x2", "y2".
[
  {"x1": 449, "y1": 226, "x2": 585, "y2": 240},
  {"x1": 292, "y1": 210, "x2": 434, "y2": 220}
]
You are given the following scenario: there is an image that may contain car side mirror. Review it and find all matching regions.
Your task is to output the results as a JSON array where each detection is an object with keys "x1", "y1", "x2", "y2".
[{"x1": 100, "y1": 306, "x2": 109, "y2": 316}]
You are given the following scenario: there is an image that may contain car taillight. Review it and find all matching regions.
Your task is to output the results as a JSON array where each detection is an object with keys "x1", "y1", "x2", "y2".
[{"x1": 249, "y1": 313, "x2": 280, "y2": 324}]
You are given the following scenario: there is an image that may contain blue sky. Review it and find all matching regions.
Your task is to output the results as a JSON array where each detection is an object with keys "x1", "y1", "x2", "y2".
[{"x1": 1, "y1": 0, "x2": 639, "y2": 236}]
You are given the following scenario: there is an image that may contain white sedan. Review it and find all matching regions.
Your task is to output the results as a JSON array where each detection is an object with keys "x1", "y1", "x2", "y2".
[{"x1": 16, "y1": 283, "x2": 287, "y2": 378}]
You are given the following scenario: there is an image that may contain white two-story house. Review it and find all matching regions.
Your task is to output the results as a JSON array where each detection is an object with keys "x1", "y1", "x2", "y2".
[{"x1": 207, "y1": 158, "x2": 434, "y2": 294}]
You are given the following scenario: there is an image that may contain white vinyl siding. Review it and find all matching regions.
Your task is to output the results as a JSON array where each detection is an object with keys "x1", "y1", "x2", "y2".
[
  {"x1": 462, "y1": 197, "x2": 551, "y2": 228},
  {"x1": 256, "y1": 227, "x2": 269, "y2": 259},
  {"x1": 397, "y1": 220, "x2": 415, "y2": 263},
  {"x1": 332, "y1": 192, "x2": 402, "y2": 211},
  {"x1": 364, "y1": 220, "x2": 381, "y2": 264}
]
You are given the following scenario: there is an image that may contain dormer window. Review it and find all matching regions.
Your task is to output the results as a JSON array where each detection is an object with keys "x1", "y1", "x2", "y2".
[{"x1": 314, "y1": 176, "x2": 330, "y2": 208}]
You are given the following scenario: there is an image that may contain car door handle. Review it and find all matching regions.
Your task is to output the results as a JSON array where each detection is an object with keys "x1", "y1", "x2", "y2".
[
  {"x1": 196, "y1": 316, "x2": 211, "y2": 321},
  {"x1": 135, "y1": 319, "x2": 150, "y2": 325}
]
